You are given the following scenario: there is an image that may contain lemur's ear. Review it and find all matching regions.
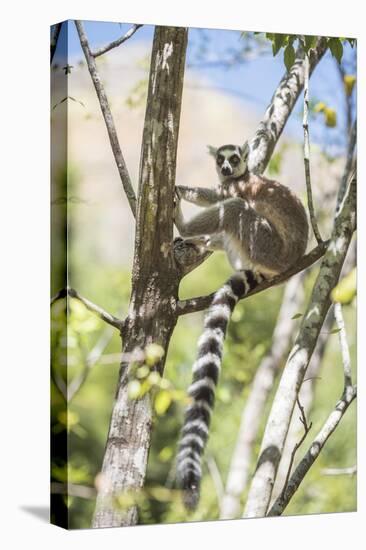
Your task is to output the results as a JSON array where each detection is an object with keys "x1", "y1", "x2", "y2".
[
  {"x1": 241, "y1": 141, "x2": 250, "y2": 158},
  {"x1": 207, "y1": 145, "x2": 218, "y2": 157}
]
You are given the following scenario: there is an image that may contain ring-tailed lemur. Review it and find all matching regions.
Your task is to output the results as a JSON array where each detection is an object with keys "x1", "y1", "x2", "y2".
[{"x1": 174, "y1": 142, "x2": 309, "y2": 510}]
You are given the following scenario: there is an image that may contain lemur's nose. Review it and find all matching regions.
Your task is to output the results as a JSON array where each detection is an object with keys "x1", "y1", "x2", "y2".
[{"x1": 222, "y1": 166, "x2": 231, "y2": 176}]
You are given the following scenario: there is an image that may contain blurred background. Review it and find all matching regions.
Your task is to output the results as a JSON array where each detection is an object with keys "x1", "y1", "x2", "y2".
[{"x1": 51, "y1": 21, "x2": 356, "y2": 528}]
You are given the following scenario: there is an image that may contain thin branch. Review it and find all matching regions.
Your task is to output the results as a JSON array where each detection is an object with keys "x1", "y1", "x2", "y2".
[
  {"x1": 177, "y1": 241, "x2": 328, "y2": 315},
  {"x1": 303, "y1": 53, "x2": 322, "y2": 244},
  {"x1": 67, "y1": 324, "x2": 116, "y2": 401},
  {"x1": 336, "y1": 120, "x2": 357, "y2": 208},
  {"x1": 92, "y1": 24, "x2": 143, "y2": 57},
  {"x1": 334, "y1": 302, "x2": 352, "y2": 389},
  {"x1": 51, "y1": 482, "x2": 97, "y2": 500},
  {"x1": 336, "y1": 61, "x2": 353, "y2": 137},
  {"x1": 75, "y1": 20, "x2": 137, "y2": 217},
  {"x1": 321, "y1": 465, "x2": 356, "y2": 476},
  {"x1": 68, "y1": 288, "x2": 123, "y2": 330},
  {"x1": 267, "y1": 384, "x2": 356, "y2": 516},
  {"x1": 50, "y1": 22, "x2": 62, "y2": 64},
  {"x1": 280, "y1": 397, "x2": 313, "y2": 499},
  {"x1": 205, "y1": 454, "x2": 225, "y2": 510}
]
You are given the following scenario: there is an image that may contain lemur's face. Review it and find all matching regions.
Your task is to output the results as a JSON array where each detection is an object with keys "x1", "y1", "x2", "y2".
[{"x1": 208, "y1": 142, "x2": 250, "y2": 182}]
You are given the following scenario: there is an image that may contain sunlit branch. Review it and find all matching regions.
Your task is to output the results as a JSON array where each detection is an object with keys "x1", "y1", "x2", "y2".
[
  {"x1": 68, "y1": 288, "x2": 123, "y2": 330},
  {"x1": 92, "y1": 24, "x2": 143, "y2": 57},
  {"x1": 303, "y1": 53, "x2": 322, "y2": 244}
]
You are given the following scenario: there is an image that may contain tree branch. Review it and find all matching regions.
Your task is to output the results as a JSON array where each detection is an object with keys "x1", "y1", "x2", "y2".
[
  {"x1": 334, "y1": 302, "x2": 352, "y2": 389},
  {"x1": 177, "y1": 241, "x2": 328, "y2": 315},
  {"x1": 67, "y1": 288, "x2": 123, "y2": 330},
  {"x1": 75, "y1": 20, "x2": 137, "y2": 217},
  {"x1": 243, "y1": 172, "x2": 356, "y2": 518},
  {"x1": 92, "y1": 24, "x2": 143, "y2": 57},
  {"x1": 67, "y1": 324, "x2": 116, "y2": 401},
  {"x1": 280, "y1": 396, "x2": 312, "y2": 499},
  {"x1": 247, "y1": 38, "x2": 327, "y2": 175},
  {"x1": 302, "y1": 53, "x2": 323, "y2": 244},
  {"x1": 337, "y1": 119, "x2": 357, "y2": 208},
  {"x1": 321, "y1": 465, "x2": 356, "y2": 476},
  {"x1": 267, "y1": 384, "x2": 356, "y2": 516}
]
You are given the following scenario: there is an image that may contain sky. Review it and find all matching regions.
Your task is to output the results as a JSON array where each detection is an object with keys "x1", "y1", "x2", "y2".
[{"x1": 56, "y1": 20, "x2": 356, "y2": 155}]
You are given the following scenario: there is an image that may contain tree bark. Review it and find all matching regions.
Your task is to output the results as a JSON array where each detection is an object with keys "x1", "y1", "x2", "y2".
[{"x1": 92, "y1": 26, "x2": 188, "y2": 528}]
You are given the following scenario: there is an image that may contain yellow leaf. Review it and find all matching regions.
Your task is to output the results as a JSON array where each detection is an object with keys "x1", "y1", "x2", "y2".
[
  {"x1": 128, "y1": 380, "x2": 142, "y2": 399},
  {"x1": 314, "y1": 101, "x2": 326, "y2": 113},
  {"x1": 158, "y1": 446, "x2": 173, "y2": 462},
  {"x1": 145, "y1": 343, "x2": 165, "y2": 366},
  {"x1": 154, "y1": 390, "x2": 172, "y2": 415},
  {"x1": 344, "y1": 75, "x2": 356, "y2": 96},
  {"x1": 331, "y1": 268, "x2": 356, "y2": 304},
  {"x1": 324, "y1": 108, "x2": 337, "y2": 127}
]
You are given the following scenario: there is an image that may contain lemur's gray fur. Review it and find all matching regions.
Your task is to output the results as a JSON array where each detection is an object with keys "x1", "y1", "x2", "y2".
[{"x1": 174, "y1": 142, "x2": 309, "y2": 510}]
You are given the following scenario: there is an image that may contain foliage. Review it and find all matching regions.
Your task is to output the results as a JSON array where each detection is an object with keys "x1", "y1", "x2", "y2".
[{"x1": 256, "y1": 33, "x2": 356, "y2": 69}]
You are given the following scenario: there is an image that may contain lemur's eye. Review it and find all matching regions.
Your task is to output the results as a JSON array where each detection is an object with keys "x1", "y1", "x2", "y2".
[
  {"x1": 217, "y1": 155, "x2": 224, "y2": 165},
  {"x1": 230, "y1": 155, "x2": 240, "y2": 165}
]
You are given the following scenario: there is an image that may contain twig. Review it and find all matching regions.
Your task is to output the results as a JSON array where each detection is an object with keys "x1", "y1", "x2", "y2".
[
  {"x1": 51, "y1": 482, "x2": 97, "y2": 500},
  {"x1": 205, "y1": 454, "x2": 225, "y2": 510},
  {"x1": 303, "y1": 53, "x2": 322, "y2": 244},
  {"x1": 68, "y1": 287, "x2": 123, "y2": 330},
  {"x1": 67, "y1": 324, "x2": 116, "y2": 401},
  {"x1": 92, "y1": 24, "x2": 143, "y2": 57},
  {"x1": 75, "y1": 20, "x2": 137, "y2": 217},
  {"x1": 267, "y1": 384, "x2": 356, "y2": 516},
  {"x1": 280, "y1": 397, "x2": 312, "y2": 499},
  {"x1": 334, "y1": 302, "x2": 352, "y2": 390},
  {"x1": 177, "y1": 241, "x2": 328, "y2": 315},
  {"x1": 336, "y1": 120, "x2": 357, "y2": 208},
  {"x1": 321, "y1": 465, "x2": 356, "y2": 476}
]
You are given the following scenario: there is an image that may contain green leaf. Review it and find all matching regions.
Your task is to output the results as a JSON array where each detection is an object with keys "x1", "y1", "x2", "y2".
[
  {"x1": 291, "y1": 313, "x2": 303, "y2": 320},
  {"x1": 284, "y1": 44, "x2": 295, "y2": 71},
  {"x1": 329, "y1": 328, "x2": 342, "y2": 335},
  {"x1": 304, "y1": 35, "x2": 317, "y2": 52},
  {"x1": 272, "y1": 33, "x2": 286, "y2": 56},
  {"x1": 154, "y1": 390, "x2": 172, "y2": 415},
  {"x1": 328, "y1": 38, "x2": 344, "y2": 63}
]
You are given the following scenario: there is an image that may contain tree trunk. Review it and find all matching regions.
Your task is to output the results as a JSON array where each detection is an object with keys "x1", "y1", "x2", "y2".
[{"x1": 92, "y1": 26, "x2": 188, "y2": 528}]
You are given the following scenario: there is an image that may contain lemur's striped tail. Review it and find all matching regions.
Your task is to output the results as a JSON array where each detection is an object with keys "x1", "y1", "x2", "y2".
[{"x1": 176, "y1": 270, "x2": 263, "y2": 509}]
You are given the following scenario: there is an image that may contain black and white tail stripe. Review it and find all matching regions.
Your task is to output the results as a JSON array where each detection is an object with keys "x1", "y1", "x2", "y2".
[{"x1": 176, "y1": 269, "x2": 263, "y2": 509}]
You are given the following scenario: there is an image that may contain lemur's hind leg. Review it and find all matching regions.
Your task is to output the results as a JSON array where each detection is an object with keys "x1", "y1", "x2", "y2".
[{"x1": 174, "y1": 196, "x2": 284, "y2": 270}]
